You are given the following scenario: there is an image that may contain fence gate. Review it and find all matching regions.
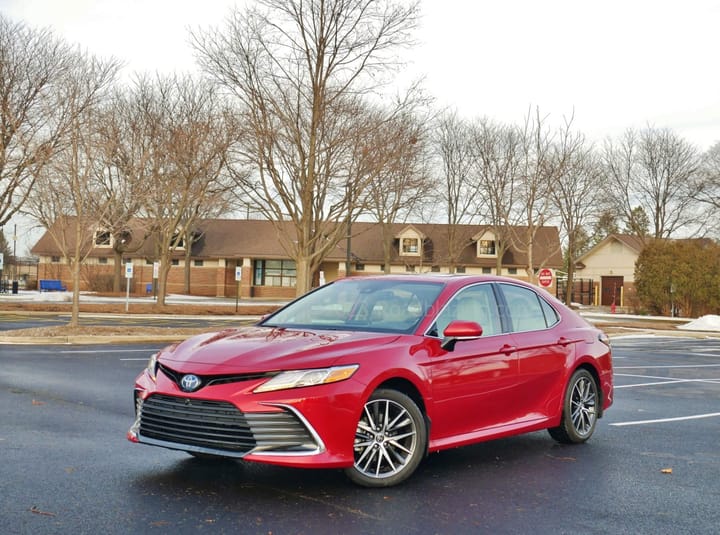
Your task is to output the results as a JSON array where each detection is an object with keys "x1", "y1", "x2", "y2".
[{"x1": 556, "y1": 277, "x2": 594, "y2": 306}]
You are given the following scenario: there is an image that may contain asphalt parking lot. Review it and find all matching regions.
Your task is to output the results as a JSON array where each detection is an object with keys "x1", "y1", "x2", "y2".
[{"x1": 1, "y1": 335, "x2": 719, "y2": 534}]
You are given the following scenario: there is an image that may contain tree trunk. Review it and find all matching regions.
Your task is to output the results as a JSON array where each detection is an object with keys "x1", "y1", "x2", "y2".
[
  {"x1": 157, "y1": 261, "x2": 172, "y2": 307},
  {"x1": 565, "y1": 238, "x2": 576, "y2": 306},
  {"x1": 69, "y1": 258, "x2": 82, "y2": 328},
  {"x1": 295, "y1": 256, "x2": 312, "y2": 296},
  {"x1": 112, "y1": 250, "x2": 123, "y2": 293}
]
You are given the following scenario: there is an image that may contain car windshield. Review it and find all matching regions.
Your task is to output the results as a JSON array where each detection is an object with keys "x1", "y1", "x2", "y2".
[{"x1": 261, "y1": 279, "x2": 445, "y2": 334}]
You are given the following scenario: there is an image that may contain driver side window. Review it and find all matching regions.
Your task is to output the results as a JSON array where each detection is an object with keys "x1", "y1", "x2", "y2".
[{"x1": 432, "y1": 284, "x2": 502, "y2": 337}]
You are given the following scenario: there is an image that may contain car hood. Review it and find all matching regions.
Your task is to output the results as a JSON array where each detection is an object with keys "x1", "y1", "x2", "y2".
[{"x1": 160, "y1": 326, "x2": 402, "y2": 374}]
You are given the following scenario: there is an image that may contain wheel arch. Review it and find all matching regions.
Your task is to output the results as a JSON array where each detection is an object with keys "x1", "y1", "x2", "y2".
[{"x1": 375, "y1": 377, "x2": 431, "y2": 453}]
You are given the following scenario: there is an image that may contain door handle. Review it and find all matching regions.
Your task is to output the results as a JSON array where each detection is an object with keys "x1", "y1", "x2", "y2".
[
  {"x1": 557, "y1": 336, "x2": 572, "y2": 346},
  {"x1": 500, "y1": 344, "x2": 516, "y2": 355}
]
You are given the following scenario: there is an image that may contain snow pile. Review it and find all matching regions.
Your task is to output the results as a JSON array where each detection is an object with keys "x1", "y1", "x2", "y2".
[
  {"x1": 678, "y1": 315, "x2": 720, "y2": 332},
  {"x1": 34, "y1": 291, "x2": 72, "y2": 302}
]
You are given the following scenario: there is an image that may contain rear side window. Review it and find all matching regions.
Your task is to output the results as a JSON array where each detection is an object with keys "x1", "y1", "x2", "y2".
[
  {"x1": 539, "y1": 295, "x2": 560, "y2": 327},
  {"x1": 499, "y1": 284, "x2": 558, "y2": 332}
]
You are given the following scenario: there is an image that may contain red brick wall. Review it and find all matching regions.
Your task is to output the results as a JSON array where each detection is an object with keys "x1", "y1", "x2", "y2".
[
  {"x1": 251, "y1": 285, "x2": 296, "y2": 299},
  {"x1": 37, "y1": 261, "x2": 294, "y2": 299}
]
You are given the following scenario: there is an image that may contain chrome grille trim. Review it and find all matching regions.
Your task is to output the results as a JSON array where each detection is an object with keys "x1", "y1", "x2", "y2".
[{"x1": 136, "y1": 394, "x2": 320, "y2": 456}]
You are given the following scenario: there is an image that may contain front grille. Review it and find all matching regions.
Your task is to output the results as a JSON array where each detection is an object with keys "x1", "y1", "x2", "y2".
[
  {"x1": 158, "y1": 363, "x2": 276, "y2": 391},
  {"x1": 138, "y1": 394, "x2": 317, "y2": 455}
]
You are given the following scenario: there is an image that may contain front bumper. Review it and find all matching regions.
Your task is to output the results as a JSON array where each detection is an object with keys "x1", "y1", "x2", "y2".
[{"x1": 128, "y1": 367, "x2": 364, "y2": 468}]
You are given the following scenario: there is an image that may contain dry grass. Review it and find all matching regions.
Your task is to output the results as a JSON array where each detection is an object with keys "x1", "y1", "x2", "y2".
[{"x1": 0, "y1": 299, "x2": 280, "y2": 339}]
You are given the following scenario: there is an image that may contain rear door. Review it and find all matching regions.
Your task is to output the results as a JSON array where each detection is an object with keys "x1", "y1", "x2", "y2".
[{"x1": 498, "y1": 283, "x2": 573, "y2": 422}]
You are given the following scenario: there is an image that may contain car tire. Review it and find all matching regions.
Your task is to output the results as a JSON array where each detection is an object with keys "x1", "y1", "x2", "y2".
[
  {"x1": 344, "y1": 388, "x2": 427, "y2": 487},
  {"x1": 548, "y1": 368, "x2": 599, "y2": 444}
]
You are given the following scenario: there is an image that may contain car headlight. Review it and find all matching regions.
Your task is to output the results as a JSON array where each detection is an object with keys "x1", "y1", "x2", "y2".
[
  {"x1": 146, "y1": 352, "x2": 159, "y2": 382},
  {"x1": 254, "y1": 365, "x2": 359, "y2": 393}
]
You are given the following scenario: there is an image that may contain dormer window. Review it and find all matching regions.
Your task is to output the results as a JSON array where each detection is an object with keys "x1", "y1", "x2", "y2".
[
  {"x1": 171, "y1": 233, "x2": 185, "y2": 249},
  {"x1": 474, "y1": 230, "x2": 498, "y2": 257},
  {"x1": 402, "y1": 238, "x2": 419, "y2": 254},
  {"x1": 396, "y1": 225, "x2": 425, "y2": 257},
  {"x1": 478, "y1": 239, "x2": 496, "y2": 255},
  {"x1": 94, "y1": 230, "x2": 112, "y2": 247}
]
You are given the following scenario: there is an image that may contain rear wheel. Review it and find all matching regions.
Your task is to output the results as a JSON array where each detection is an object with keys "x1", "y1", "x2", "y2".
[
  {"x1": 548, "y1": 369, "x2": 599, "y2": 444},
  {"x1": 344, "y1": 389, "x2": 426, "y2": 487}
]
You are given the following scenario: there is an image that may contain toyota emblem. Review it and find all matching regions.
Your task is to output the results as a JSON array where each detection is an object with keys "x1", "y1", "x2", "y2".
[{"x1": 180, "y1": 374, "x2": 201, "y2": 392}]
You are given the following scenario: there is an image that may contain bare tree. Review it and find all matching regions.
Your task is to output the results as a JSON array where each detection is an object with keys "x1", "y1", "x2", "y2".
[
  {"x1": 361, "y1": 107, "x2": 433, "y2": 272},
  {"x1": 694, "y1": 141, "x2": 720, "y2": 236},
  {"x1": 132, "y1": 74, "x2": 234, "y2": 306},
  {"x1": 511, "y1": 108, "x2": 568, "y2": 283},
  {"x1": 23, "y1": 51, "x2": 121, "y2": 326},
  {"x1": 471, "y1": 118, "x2": 522, "y2": 274},
  {"x1": 550, "y1": 134, "x2": 605, "y2": 305},
  {"x1": 433, "y1": 110, "x2": 480, "y2": 271},
  {"x1": 0, "y1": 15, "x2": 91, "y2": 226},
  {"x1": 603, "y1": 127, "x2": 703, "y2": 240},
  {"x1": 192, "y1": 0, "x2": 420, "y2": 295},
  {"x1": 94, "y1": 90, "x2": 156, "y2": 292}
]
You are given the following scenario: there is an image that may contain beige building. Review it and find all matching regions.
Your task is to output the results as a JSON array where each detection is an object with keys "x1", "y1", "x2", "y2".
[
  {"x1": 31, "y1": 218, "x2": 563, "y2": 299},
  {"x1": 574, "y1": 234, "x2": 645, "y2": 308}
]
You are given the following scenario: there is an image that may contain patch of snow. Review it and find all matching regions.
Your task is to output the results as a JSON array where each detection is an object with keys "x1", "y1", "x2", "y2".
[
  {"x1": 678, "y1": 315, "x2": 720, "y2": 332},
  {"x1": 33, "y1": 291, "x2": 71, "y2": 302}
]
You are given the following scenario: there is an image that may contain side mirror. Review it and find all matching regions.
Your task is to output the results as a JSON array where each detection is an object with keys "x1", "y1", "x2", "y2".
[{"x1": 440, "y1": 320, "x2": 483, "y2": 351}]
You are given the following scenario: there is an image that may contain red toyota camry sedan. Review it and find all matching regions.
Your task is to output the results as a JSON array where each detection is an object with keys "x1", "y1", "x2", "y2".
[{"x1": 128, "y1": 274, "x2": 613, "y2": 487}]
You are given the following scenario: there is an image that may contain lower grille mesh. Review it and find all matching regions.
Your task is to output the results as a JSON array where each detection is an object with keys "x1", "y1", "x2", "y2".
[{"x1": 138, "y1": 394, "x2": 316, "y2": 454}]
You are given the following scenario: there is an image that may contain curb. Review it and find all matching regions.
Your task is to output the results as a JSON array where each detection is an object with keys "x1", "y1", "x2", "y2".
[{"x1": 0, "y1": 334, "x2": 188, "y2": 345}]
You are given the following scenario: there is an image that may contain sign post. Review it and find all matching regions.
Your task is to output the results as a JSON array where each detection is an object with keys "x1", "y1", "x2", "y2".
[
  {"x1": 235, "y1": 266, "x2": 242, "y2": 312},
  {"x1": 152, "y1": 262, "x2": 160, "y2": 300},
  {"x1": 125, "y1": 262, "x2": 134, "y2": 312},
  {"x1": 538, "y1": 268, "x2": 553, "y2": 288}
]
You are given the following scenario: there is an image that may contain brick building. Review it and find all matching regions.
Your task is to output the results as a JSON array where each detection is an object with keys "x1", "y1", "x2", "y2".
[{"x1": 30, "y1": 218, "x2": 563, "y2": 299}]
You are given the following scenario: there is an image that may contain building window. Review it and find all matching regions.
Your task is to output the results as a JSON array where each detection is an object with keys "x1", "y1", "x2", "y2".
[
  {"x1": 508, "y1": 267, "x2": 517, "y2": 275},
  {"x1": 254, "y1": 259, "x2": 296, "y2": 287},
  {"x1": 170, "y1": 233, "x2": 185, "y2": 249},
  {"x1": 405, "y1": 264, "x2": 416, "y2": 273},
  {"x1": 51, "y1": 256, "x2": 60, "y2": 263},
  {"x1": 402, "y1": 237, "x2": 419, "y2": 254},
  {"x1": 194, "y1": 259, "x2": 204, "y2": 267},
  {"x1": 94, "y1": 230, "x2": 112, "y2": 247},
  {"x1": 355, "y1": 262, "x2": 365, "y2": 271},
  {"x1": 171, "y1": 259, "x2": 180, "y2": 266},
  {"x1": 431, "y1": 265, "x2": 440, "y2": 272},
  {"x1": 99, "y1": 257, "x2": 108, "y2": 265},
  {"x1": 478, "y1": 239, "x2": 496, "y2": 256},
  {"x1": 482, "y1": 267, "x2": 492, "y2": 274},
  {"x1": 456, "y1": 266, "x2": 466, "y2": 273}
]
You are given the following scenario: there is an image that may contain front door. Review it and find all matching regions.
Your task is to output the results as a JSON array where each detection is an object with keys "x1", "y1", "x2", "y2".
[
  {"x1": 601, "y1": 276, "x2": 624, "y2": 306},
  {"x1": 427, "y1": 283, "x2": 519, "y2": 444}
]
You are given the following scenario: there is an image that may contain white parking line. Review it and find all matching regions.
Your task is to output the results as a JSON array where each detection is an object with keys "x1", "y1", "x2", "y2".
[
  {"x1": 610, "y1": 412, "x2": 720, "y2": 426},
  {"x1": 614, "y1": 373, "x2": 720, "y2": 387},
  {"x1": 615, "y1": 364, "x2": 720, "y2": 369}
]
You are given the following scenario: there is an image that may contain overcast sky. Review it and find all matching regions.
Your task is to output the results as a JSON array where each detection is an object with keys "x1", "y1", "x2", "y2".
[{"x1": 2, "y1": 0, "x2": 720, "y2": 253}]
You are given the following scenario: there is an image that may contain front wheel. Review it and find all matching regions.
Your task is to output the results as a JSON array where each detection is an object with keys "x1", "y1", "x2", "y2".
[
  {"x1": 548, "y1": 369, "x2": 599, "y2": 444},
  {"x1": 344, "y1": 389, "x2": 427, "y2": 487}
]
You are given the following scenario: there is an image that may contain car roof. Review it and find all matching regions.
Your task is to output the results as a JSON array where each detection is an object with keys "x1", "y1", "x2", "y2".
[{"x1": 337, "y1": 273, "x2": 529, "y2": 290}]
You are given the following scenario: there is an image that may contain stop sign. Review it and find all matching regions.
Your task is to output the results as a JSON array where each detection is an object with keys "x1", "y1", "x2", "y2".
[{"x1": 538, "y1": 268, "x2": 553, "y2": 287}]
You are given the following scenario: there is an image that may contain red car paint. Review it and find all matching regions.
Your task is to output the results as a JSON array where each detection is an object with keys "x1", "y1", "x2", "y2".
[{"x1": 129, "y1": 274, "x2": 612, "y2": 486}]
